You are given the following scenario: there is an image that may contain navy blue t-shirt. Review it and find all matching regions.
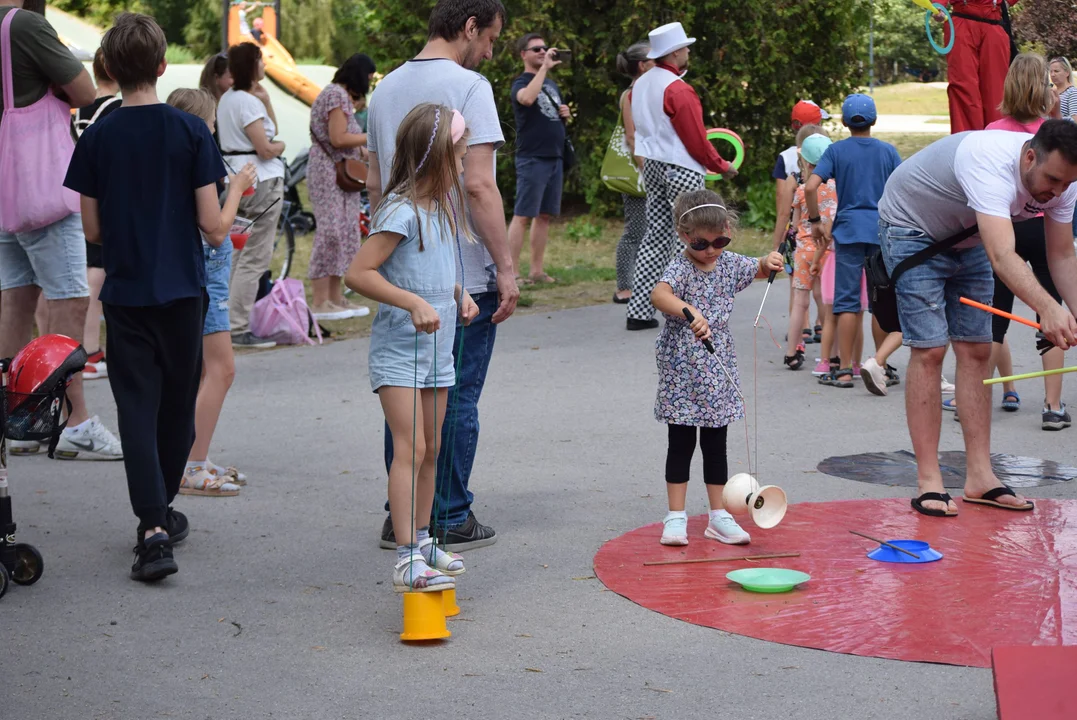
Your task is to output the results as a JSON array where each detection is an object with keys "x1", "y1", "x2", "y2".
[
  {"x1": 64, "y1": 104, "x2": 225, "y2": 307},
  {"x1": 510, "y1": 73, "x2": 565, "y2": 159},
  {"x1": 811, "y1": 136, "x2": 901, "y2": 246}
]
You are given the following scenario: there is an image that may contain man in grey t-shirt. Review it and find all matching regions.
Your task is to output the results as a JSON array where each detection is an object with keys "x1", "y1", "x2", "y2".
[
  {"x1": 367, "y1": 0, "x2": 516, "y2": 551},
  {"x1": 877, "y1": 122, "x2": 1077, "y2": 517}
]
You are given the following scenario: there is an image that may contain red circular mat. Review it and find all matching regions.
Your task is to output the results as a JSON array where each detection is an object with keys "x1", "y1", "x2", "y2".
[{"x1": 594, "y1": 498, "x2": 1077, "y2": 667}]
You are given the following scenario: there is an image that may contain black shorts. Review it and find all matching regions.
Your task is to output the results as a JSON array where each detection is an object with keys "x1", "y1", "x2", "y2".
[
  {"x1": 86, "y1": 241, "x2": 103, "y2": 269},
  {"x1": 991, "y1": 217, "x2": 1061, "y2": 344}
]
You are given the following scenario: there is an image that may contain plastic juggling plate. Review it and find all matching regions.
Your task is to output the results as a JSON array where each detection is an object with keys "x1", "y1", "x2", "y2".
[{"x1": 726, "y1": 567, "x2": 810, "y2": 593}]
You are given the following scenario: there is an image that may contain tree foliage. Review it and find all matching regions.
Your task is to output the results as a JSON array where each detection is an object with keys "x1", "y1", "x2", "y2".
[
  {"x1": 870, "y1": 0, "x2": 946, "y2": 84},
  {"x1": 1013, "y1": 0, "x2": 1077, "y2": 58},
  {"x1": 363, "y1": 0, "x2": 869, "y2": 210}
]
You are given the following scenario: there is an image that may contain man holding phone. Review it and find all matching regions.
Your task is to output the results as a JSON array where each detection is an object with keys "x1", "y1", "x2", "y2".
[{"x1": 509, "y1": 32, "x2": 570, "y2": 285}]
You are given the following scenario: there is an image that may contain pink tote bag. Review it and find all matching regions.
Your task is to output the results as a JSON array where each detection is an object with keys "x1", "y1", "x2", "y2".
[{"x1": 0, "y1": 8, "x2": 80, "y2": 234}]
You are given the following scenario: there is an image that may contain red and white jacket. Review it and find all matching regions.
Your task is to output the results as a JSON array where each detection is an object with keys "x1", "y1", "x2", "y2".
[{"x1": 630, "y1": 62, "x2": 729, "y2": 176}]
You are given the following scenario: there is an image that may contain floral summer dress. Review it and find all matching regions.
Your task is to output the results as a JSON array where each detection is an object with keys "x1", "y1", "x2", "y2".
[
  {"x1": 655, "y1": 251, "x2": 759, "y2": 428},
  {"x1": 308, "y1": 83, "x2": 365, "y2": 279}
]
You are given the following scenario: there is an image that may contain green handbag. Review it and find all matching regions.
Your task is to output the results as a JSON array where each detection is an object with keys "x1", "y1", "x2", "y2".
[{"x1": 601, "y1": 109, "x2": 645, "y2": 197}]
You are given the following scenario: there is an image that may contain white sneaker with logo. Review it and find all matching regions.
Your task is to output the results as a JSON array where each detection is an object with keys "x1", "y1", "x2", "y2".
[
  {"x1": 54, "y1": 416, "x2": 123, "y2": 461},
  {"x1": 704, "y1": 511, "x2": 751, "y2": 545}
]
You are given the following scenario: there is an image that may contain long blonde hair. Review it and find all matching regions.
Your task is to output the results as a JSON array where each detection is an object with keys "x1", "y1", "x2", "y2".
[
  {"x1": 1002, "y1": 53, "x2": 1055, "y2": 123},
  {"x1": 375, "y1": 103, "x2": 472, "y2": 251}
]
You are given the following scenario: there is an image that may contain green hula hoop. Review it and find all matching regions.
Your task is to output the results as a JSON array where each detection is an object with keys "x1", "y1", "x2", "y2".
[
  {"x1": 705, "y1": 128, "x2": 745, "y2": 182},
  {"x1": 925, "y1": 3, "x2": 955, "y2": 56}
]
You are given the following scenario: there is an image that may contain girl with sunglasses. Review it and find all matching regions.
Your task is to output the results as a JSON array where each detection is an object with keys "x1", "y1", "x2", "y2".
[{"x1": 649, "y1": 190, "x2": 783, "y2": 547}]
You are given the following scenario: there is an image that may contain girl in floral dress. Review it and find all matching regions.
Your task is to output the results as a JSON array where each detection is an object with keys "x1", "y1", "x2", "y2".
[{"x1": 650, "y1": 190, "x2": 784, "y2": 547}]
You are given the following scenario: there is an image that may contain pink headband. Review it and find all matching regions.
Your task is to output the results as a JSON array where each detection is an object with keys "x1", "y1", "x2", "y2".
[{"x1": 417, "y1": 108, "x2": 468, "y2": 173}]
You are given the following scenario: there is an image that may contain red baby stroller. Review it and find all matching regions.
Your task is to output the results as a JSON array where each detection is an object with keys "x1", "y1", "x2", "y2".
[{"x1": 0, "y1": 334, "x2": 87, "y2": 598}]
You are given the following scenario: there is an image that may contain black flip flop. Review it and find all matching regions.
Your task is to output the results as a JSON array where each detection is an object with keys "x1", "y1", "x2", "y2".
[
  {"x1": 962, "y1": 486, "x2": 1034, "y2": 511},
  {"x1": 912, "y1": 492, "x2": 958, "y2": 517}
]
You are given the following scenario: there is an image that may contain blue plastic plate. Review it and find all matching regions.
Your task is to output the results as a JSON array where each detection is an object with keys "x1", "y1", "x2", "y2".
[
  {"x1": 867, "y1": 539, "x2": 943, "y2": 564},
  {"x1": 726, "y1": 568, "x2": 811, "y2": 593}
]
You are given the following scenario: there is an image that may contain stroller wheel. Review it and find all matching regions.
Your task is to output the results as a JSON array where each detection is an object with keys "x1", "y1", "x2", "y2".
[
  {"x1": 0, "y1": 563, "x2": 8, "y2": 599},
  {"x1": 12, "y1": 543, "x2": 43, "y2": 586}
]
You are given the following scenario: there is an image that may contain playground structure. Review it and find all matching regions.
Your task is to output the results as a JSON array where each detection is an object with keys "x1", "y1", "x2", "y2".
[{"x1": 224, "y1": 2, "x2": 323, "y2": 106}]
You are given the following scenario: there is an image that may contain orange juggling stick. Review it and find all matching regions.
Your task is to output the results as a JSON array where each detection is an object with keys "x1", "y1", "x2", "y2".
[{"x1": 959, "y1": 297, "x2": 1040, "y2": 331}]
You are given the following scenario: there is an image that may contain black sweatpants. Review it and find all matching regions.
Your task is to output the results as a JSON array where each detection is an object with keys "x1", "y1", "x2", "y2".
[
  {"x1": 665, "y1": 424, "x2": 729, "y2": 485},
  {"x1": 103, "y1": 295, "x2": 205, "y2": 532},
  {"x1": 991, "y1": 217, "x2": 1061, "y2": 344}
]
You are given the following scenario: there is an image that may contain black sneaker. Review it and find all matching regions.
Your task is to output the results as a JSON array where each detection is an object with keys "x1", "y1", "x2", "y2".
[
  {"x1": 885, "y1": 364, "x2": 901, "y2": 387},
  {"x1": 626, "y1": 318, "x2": 659, "y2": 331},
  {"x1": 1042, "y1": 403, "x2": 1072, "y2": 431},
  {"x1": 231, "y1": 332, "x2": 277, "y2": 349},
  {"x1": 167, "y1": 508, "x2": 189, "y2": 545},
  {"x1": 435, "y1": 511, "x2": 497, "y2": 552},
  {"x1": 131, "y1": 533, "x2": 178, "y2": 582},
  {"x1": 378, "y1": 514, "x2": 395, "y2": 549}
]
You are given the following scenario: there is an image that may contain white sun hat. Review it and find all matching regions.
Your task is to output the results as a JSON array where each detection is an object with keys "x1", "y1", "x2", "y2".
[{"x1": 646, "y1": 22, "x2": 696, "y2": 59}]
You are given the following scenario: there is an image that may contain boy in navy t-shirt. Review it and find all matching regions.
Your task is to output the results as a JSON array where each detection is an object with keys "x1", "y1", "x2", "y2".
[
  {"x1": 63, "y1": 13, "x2": 227, "y2": 582},
  {"x1": 804, "y1": 93, "x2": 903, "y2": 390}
]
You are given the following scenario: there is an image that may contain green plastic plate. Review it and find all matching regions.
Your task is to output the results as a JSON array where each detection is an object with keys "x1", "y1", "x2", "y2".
[{"x1": 726, "y1": 568, "x2": 811, "y2": 593}]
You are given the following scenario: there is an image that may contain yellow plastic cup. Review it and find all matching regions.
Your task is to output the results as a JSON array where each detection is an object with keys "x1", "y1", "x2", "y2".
[{"x1": 400, "y1": 591, "x2": 451, "y2": 642}]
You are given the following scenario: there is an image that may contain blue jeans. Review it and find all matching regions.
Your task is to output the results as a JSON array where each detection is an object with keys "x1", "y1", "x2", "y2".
[
  {"x1": 383, "y1": 291, "x2": 499, "y2": 528},
  {"x1": 879, "y1": 221, "x2": 994, "y2": 348}
]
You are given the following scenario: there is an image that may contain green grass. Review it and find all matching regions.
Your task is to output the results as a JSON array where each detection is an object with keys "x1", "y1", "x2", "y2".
[
  {"x1": 164, "y1": 45, "x2": 196, "y2": 64},
  {"x1": 831, "y1": 82, "x2": 950, "y2": 116}
]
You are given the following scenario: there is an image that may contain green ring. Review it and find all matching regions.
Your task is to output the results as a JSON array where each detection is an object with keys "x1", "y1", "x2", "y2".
[{"x1": 705, "y1": 129, "x2": 745, "y2": 181}]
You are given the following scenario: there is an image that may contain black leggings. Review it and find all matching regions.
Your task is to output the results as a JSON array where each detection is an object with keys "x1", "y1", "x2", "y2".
[
  {"x1": 991, "y1": 217, "x2": 1061, "y2": 344},
  {"x1": 665, "y1": 424, "x2": 728, "y2": 485}
]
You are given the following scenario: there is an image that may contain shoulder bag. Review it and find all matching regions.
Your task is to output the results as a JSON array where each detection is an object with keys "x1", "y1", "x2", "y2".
[{"x1": 310, "y1": 125, "x2": 366, "y2": 192}]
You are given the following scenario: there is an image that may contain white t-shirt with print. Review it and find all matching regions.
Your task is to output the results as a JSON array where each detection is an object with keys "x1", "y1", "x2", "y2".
[
  {"x1": 879, "y1": 130, "x2": 1077, "y2": 246},
  {"x1": 216, "y1": 88, "x2": 285, "y2": 182}
]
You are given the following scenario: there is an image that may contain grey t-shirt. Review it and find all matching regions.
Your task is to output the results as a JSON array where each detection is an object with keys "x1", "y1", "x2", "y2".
[
  {"x1": 878, "y1": 130, "x2": 1077, "y2": 247},
  {"x1": 367, "y1": 58, "x2": 505, "y2": 295}
]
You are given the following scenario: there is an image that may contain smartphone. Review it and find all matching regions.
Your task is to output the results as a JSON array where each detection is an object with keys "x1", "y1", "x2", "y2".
[{"x1": 551, "y1": 49, "x2": 572, "y2": 62}]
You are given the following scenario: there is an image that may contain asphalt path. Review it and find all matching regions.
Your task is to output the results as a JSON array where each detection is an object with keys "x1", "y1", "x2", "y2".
[{"x1": 4, "y1": 282, "x2": 1072, "y2": 719}]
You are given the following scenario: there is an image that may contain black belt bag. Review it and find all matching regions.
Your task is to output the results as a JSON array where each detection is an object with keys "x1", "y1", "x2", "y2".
[{"x1": 866, "y1": 224, "x2": 979, "y2": 334}]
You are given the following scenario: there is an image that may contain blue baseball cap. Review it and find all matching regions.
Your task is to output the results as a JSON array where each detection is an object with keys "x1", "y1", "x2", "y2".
[
  {"x1": 800, "y1": 134, "x2": 833, "y2": 165},
  {"x1": 842, "y1": 93, "x2": 877, "y2": 128}
]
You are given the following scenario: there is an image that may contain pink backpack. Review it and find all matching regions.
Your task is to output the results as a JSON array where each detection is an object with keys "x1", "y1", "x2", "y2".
[
  {"x1": 0, "y1": 8, "x2": 80, "y2": 234},
  {"x1": 250, "y1": 278, "x2": 322, "y2": 346}
]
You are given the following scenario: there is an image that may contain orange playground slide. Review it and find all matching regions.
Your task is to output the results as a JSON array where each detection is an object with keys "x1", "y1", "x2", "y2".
[{"x1": 227, "y1": 6, "x2": 322, "y2": 106}]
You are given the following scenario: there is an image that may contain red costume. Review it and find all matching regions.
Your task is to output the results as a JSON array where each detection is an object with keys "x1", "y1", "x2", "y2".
[{"x1": 944, "y1": 0, "x2": 1018, "y2": 133}]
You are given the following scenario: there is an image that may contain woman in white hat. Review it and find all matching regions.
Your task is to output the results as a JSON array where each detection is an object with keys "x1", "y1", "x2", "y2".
[{"x1": 625, "y1": 22, "x2": 738, "y2": 331}]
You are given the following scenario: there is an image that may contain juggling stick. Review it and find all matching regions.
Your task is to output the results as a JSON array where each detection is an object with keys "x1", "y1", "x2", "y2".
[
  {"x1": 849, "y1": 530, "x2": 921, "y2": 559},
  {"x1": 960, "y1": 297, "x2": 1040, "y2": 331},
  {"x1": 985, "y1": 366, "x2": 1077, "y2": 386},
  {"x1": 643, "y1": 552, "x2": 800, "y2": 567},
  {"x1": 754, "y1": 239, "x2": 786, "y2": 328}
]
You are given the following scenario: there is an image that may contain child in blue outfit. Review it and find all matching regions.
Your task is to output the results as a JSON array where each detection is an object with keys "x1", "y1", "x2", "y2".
[
  {"x1": 63, "y1": 14, "x2": 236, "y2": 582},
  {"x1": 650, "y1": 189, "x2": 784, "y2": 547},
  {"x1": 346, "y1": 103, "x2": 479, "y2": 593},
  {"x1": 804, "y1": 93, "x2": 903, "y2": 389}
]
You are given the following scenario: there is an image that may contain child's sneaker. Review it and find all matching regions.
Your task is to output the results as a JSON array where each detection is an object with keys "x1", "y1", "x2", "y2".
[
  {"x1": 393, "y1": 551, "x2": 455, "y2": 593},
  {"x1": 939, "y1": 374, "x2": 954, "y2": 393},
  {"x1": 130, "y1": 532, "x2": 178, "y2": 582},
  {"x1": 860, "y1": 357, "x2": 888, "y2": 397},
  {"x1": 1042, "y1": 403, "x2": 1072, "y2": 431},
  {"x1": 812, "y1": 359, "x2": 830, "y2": 377},
  {"x1": 83, "y1": 350, "x2": 108, "y2": 380},
  {"x1": 660, "y1": 511, "x2": 689, "y2": 546},
  {"x1": 704, "y1": 510, "x2": 750, "y2": 545}
]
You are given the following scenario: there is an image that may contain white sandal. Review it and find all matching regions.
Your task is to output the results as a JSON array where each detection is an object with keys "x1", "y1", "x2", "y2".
[
  {"x1": 179, "y1": 467, "x2": 240, "y2": 497},
  {"x1": 393, "y1": 552, "x2": 455, "y2": 593},
  {"x1": 418, "y1": 537, "x2": 465, "y2": 576}
]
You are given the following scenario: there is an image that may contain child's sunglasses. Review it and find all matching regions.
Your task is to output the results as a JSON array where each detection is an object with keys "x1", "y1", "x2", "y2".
[{"x1": 688, "y1": 236, "x2": 733, "y2": 251}]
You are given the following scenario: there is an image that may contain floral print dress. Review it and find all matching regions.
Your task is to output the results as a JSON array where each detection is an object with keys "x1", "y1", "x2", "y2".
[
  {"x1": 308, "y1": 83, "x2": 365, "y2": 279},
  {"x1": 655, "y1": 251, "x2": 759, "y2": 428}
]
